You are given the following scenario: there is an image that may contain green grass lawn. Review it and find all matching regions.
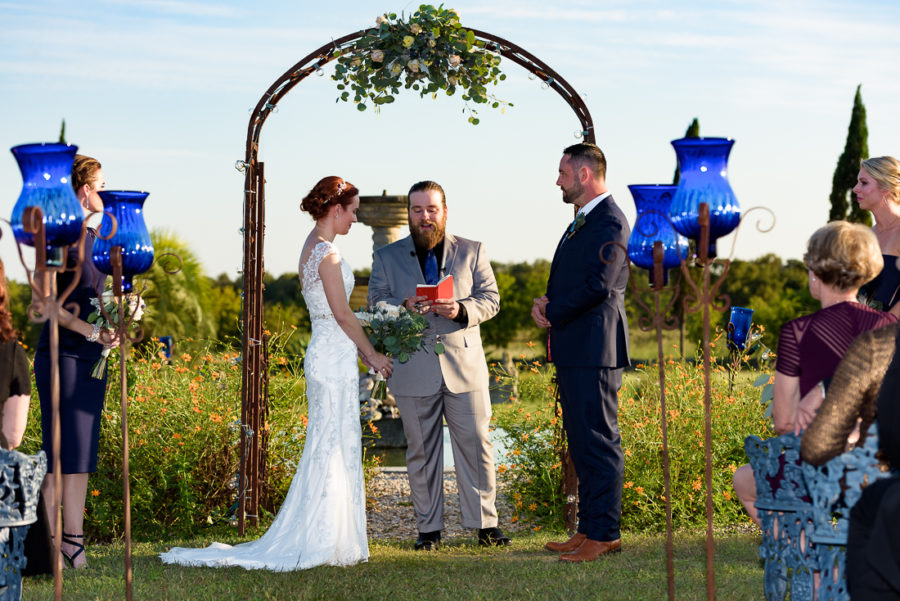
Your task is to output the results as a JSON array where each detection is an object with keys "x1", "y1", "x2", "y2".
[{"x1": 23, "y1": 529, "x2": 764, "y2": 601}]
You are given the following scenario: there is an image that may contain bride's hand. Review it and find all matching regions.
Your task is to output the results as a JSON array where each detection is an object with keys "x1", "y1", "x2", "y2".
[{"x1": 369, "y1": 352, "x2": 393, "y2": 378}]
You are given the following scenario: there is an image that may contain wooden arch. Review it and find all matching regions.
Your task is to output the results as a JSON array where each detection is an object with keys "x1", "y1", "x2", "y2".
[{"x1": 237, "y1": 27, "x2": 595, "y2": 532}]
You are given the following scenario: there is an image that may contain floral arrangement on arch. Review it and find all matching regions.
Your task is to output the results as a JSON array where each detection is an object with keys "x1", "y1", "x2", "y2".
[{"x1": 332, "y1": 4, "x2": 512, "y2": 124}]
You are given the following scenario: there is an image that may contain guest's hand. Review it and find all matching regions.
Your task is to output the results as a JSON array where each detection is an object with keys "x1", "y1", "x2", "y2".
[
  {"x1": 404, "y1": 295, "x2": 431, "y2": 315},
  {"x1": 431, "y1": 298, "x2": 458, "y2": 319},
  {"x1": 794, "y1": 384, "x2": 824, "y2": 434},
  {"x1": 531, "y1": 296, "x2": 550, "y2": 328}
]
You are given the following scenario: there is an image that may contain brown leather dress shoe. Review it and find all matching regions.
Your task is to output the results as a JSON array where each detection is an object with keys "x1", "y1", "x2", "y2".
[
  {"x1": 559, "y1": 538, "x2": 621, "y2": 562},
  {"x1": 544, "y1": 532, "x2": 586, "y2": 553}
]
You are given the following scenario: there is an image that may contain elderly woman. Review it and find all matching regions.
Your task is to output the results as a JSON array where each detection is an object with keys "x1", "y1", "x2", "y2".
[
  {"x1": 732, "y1": 221, "x2": 896, "y2": 525},
  {"x1": 33, "y1": 154, "x2": 118, "y2": 569},
  {"x1": 856, "y1": 156, "x2": 900, "y2": 315}
]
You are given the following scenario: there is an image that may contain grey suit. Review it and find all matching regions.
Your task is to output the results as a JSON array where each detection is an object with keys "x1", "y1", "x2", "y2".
[{"x1": 368, "y1": 233, "x2": 500, "y2": 531}]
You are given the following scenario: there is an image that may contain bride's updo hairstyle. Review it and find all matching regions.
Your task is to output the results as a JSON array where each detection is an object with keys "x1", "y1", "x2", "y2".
[{"x1": 300, "y1": 176, "x2": 359, "y2": 220}]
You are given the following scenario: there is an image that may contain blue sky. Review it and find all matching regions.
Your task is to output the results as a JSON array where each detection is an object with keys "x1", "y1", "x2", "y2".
[{"x1": 2, "y1": 0, "x2": 900, "y2": 283}]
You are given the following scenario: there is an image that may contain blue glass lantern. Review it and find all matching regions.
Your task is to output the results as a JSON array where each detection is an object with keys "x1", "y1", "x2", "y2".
[
  {"x1": 668, "y1": 137, "x2": 740, "y2": 257},
  {"x1": 9, "y1": 143, "x2": 83, "y2": 249},
  {"x1": 627, "y1": 184, "x2": 688, "y2": 285},
  {"x1": 727, "y1": 306, "x2": 754, "y2": 350},
  {"x1": 92, "y1": 190, "x2": 154, "y2": 293}
]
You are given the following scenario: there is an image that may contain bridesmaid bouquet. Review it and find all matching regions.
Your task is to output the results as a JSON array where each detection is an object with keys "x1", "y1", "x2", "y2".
[
  {"x1": 355, "y1": 301, "x2": 444, "y2": 400},
  {"x1": 87, "y1": 291, "x2": 146, "y2": 379}
]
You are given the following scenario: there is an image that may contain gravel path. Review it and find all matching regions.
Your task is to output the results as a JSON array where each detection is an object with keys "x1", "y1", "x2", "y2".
[{"x1": 366, "y1": 469, "x2": 525, "y2": 542}]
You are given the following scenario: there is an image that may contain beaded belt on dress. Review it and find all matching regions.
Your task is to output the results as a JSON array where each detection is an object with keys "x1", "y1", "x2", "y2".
[{"x1": 310, "y1": 312, "x2": 333, "y2": 321}]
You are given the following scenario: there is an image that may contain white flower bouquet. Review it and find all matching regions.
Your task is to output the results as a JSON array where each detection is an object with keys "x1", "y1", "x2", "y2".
[
  {"x1": 87, "y1": 291, "x2": 146, "y2": 379},
  {"x1": 355, "y1": 301, "x2": 444, "y2": 400}
]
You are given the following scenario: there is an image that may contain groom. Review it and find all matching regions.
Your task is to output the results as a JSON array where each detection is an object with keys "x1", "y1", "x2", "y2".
[
  {"x1": 532, "y1": 143, "x2": 630, "y2": 562},
  {"x1": 368, "y1": 180, "x2": 510, "y2": 550}
]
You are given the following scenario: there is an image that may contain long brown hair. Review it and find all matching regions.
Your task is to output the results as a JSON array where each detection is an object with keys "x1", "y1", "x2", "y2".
[{"x1": 0, "y1": 258, "x2": 16, "y2": 342}]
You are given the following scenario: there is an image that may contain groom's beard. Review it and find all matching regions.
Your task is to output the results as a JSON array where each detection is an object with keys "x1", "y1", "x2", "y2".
[
  {"x1": 409, "y1": 215, "x2": 446, "y2": 249},
  {"x1": 561, "y1": 180, "x2": 584, "y2": 205}
]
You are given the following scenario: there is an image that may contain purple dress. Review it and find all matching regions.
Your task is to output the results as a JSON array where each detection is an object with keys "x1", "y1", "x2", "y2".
[
  {"x1": 767, "y1": 301, "x2": 897, "y2": 494},
  {"x1": 775, "y1": 301, "x2": 898, "y2": 397}
]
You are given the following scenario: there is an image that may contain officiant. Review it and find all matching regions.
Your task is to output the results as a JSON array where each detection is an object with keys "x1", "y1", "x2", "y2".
[{"x1": 368, "y1": 180, "x2": 511, "y2": 551}]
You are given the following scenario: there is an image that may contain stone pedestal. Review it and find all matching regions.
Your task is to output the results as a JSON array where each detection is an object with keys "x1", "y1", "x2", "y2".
[{"x1": 358, "y1": 191, "x2": 409, "y2": 254}]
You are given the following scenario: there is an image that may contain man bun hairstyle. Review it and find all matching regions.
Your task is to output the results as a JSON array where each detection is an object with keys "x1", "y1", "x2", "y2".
[
  {"x1": 407, "y1": 180, "x2": 446, "y2": 209},
  {"x1": 803, "y1": 220, "x2": 883, "y2": 291},
  {"x1": 300, "y1": 176, "x2": 359, "y2": 220},
  {"x1": 563, "y1": 143, "x2": 607, "y2": 180}
]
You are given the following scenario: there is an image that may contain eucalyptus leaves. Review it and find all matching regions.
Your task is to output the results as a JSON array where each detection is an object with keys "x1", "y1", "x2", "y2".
[{"x1": 332, "y1": 4, "x2": 512, "y2": 124}]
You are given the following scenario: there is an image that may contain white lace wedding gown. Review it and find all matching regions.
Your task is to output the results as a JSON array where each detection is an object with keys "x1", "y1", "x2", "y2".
[{"x1": 160, "y1": 241, "x2": 368, "y2": 570}]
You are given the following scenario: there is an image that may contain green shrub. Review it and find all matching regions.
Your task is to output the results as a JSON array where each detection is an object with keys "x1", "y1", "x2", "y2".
[
  {"x1": 20, "y1": 330, "x2": 379, "y2": 542},
  {"x1": 492, "y1": 347, "x2": 774, "y2": 532}
]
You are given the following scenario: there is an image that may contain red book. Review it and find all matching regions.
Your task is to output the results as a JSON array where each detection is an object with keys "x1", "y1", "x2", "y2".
[{"x1": 416, "y1": 275, "x2": 454, "y2": 302}]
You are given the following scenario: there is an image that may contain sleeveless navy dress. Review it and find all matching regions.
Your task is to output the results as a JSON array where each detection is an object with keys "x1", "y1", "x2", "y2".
[{"x1": 34, "y1": 232, "x2": 109, "y2": 473}]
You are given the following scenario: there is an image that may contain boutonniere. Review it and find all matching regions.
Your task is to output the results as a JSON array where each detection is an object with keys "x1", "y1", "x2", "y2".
[{"x1": 566, "y1": 212, "x2": 586, "y2": 240}]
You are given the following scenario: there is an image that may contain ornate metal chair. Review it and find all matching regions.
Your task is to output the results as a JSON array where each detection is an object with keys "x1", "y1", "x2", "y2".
[
  {"x1": 801, "y1": 426, "x2": 895, "y2": 601},
  {"x1": 0, "y1": 449, "x2": 47, "y2": 601},
  {"x1": 745, "y1": 433, "x2": 816, "y2": 601}
]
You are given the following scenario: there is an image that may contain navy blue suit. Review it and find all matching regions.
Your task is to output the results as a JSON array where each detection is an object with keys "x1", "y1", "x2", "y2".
[{"x1": 546, "y1": 195, "x2": 630, "y2": 541}]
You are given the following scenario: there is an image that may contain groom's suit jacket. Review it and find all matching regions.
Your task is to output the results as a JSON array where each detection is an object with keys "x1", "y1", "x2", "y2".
[
  {"x1": 368, "y1": 233, "x2": 500, "y2": 396},
  {"x1": 546, "y1": 196, "x2": 630, "y2": 368}
]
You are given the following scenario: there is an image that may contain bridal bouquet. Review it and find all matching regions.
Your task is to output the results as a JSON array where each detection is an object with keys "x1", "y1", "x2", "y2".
[
  {"x1": 87, "y1": 291, "x2": 146, "y2": 379},
  {"x1": 355, "y1": 301, "x2": 444, "y2": 400}
]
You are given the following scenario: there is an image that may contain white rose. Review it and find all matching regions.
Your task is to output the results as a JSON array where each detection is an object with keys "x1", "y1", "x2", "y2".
[
  {"x1": 410, "y1": 23, "x2": 422, "y2": 35},
  {"x1": 448, "y1": 54, "x2": 461, "y2": 68},
  {"x1": 376, "y1": 15, "x2": 386, "y2": 25}
]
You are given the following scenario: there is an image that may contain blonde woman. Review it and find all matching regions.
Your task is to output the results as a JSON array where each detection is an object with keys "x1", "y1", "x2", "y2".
[
  {"x1": 855, "y1": 156, "x2": 900, "y2": 315},
  {"x1": 733, "y1": 221, "x2": 896, "y2": 525}
]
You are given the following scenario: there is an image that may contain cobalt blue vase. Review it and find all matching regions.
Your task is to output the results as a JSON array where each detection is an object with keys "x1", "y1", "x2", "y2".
[
  {"x1": 627, "y1": 184, "x2": 688, "y2": 285},
  {"x1": 9, "y1": 143, "x2": 83, "y2": 252},
  {"x1": 92, "y1": 190, "x2": 154, "y2": 293},
  {"x1": 727, "y1": 306, "x2": 754, "y2": 350},
  {"x1": 668, "y1": 137, "x2": 740, "y2": 258}
]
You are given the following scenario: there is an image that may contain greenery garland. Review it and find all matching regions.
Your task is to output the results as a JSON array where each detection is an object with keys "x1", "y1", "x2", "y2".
[{"x1": 332, "y1": 4, "x2": 512, "y2": 124}]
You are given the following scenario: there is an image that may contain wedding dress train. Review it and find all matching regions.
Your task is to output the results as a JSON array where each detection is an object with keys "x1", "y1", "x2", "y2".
[{"x1": 160, "y1": 241, "x2": 367, "y2": 570}]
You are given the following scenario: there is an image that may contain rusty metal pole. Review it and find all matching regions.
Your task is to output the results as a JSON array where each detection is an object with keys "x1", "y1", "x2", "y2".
[
  {"x1": 650, "y1": 242, "x2": 677, "y2": 601},
  {"x1": 110, "y1": 248, "x2": 133, "y2": 601},
  {"x1": 698, "y1": 204, "x2": 717, "y2": 600}
]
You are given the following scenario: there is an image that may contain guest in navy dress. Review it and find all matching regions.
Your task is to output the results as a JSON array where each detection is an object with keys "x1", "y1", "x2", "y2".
[
  {"x1": 33, "y1": 155, "x2": 118, "y2": 569},
  {"x1": 0, "y1": 258, "x2": 30, "y2": 450},
  {"x1": 855, "y1": 156, "x2": 900, "y2": 316},
  {"x1": 732, "y1": 221, "x2": 896, "y2": 525}
]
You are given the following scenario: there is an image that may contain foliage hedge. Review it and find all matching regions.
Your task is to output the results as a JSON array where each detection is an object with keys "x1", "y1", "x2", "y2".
[{"x1": 493, "y1": 338, "x2": 774, "y2": 532}]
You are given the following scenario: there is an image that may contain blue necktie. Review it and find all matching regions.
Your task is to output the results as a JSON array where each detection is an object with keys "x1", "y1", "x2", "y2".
[{"x1": 424, "y1": 249, "x2": 439, "y2": 285}]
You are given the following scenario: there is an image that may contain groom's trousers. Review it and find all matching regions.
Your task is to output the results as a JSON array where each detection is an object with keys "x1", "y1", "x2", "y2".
[{"x1": 395, "y1": 380, "x2": 498, "y2": 532}]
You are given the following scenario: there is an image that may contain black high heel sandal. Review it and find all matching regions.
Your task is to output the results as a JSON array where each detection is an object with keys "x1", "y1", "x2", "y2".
[{"x1": 61, "y1": 532, "x2": 85, "y2": 568}]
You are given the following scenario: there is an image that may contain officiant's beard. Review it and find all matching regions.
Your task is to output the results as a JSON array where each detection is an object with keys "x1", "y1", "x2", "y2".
[{"x1": 409, "y1": 215, "x2": 446, "y2": 249}]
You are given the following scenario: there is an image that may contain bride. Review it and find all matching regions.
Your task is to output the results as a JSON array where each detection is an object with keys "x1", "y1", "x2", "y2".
[{"x1": 160, "y1": 176, "x2": 393, "y2": 570}]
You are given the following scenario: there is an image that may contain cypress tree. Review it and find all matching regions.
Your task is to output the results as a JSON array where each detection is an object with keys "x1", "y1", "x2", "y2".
[
  {"x1": 58, "y1": 119, "x2": 66, "y2": 144},
  {"x1": 829, "y1": 85, "x2": 870, "y2": 225},
  {"x1": 673, "y1": 118, "x2": 700, "y2": 184}
]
